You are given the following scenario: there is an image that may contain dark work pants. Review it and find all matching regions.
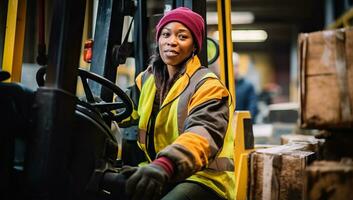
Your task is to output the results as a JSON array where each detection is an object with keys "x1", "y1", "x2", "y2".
[{"x1": 162, "y1": 181, "x2": 226, "y2": 200}]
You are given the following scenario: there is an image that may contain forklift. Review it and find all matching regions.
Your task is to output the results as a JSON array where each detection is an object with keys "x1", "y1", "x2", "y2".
[{"x1": 0, "y1": 0, "x2": 254, "y2": 199}]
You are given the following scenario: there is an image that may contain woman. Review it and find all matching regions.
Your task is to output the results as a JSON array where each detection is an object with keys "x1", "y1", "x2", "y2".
[{"x1": 124, "y1": 7, "x2": 235, "y2": 200}]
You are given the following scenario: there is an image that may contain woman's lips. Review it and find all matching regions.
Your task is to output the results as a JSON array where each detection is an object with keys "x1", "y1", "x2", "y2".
[{"x1": 164, "y1": 50, "x2": 179, "y2": 57}]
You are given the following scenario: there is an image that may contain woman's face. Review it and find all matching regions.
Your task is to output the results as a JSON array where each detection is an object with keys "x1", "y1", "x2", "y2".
[{"x1": 158, "y1": 22, "x2": 195, "y2": 67}]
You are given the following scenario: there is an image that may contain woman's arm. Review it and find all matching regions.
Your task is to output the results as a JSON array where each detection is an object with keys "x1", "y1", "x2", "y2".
[{"x1": 157, "y1": 78, "x2": 230, "y2": 181}]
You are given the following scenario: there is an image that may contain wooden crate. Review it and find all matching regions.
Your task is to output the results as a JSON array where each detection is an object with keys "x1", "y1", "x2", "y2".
[
  {"x1": 249, "y1": 144, "x2": 315, "y2": 200},
  {"x1": 304, "y1": 160, "x2": 353, "y2": 200},
  {"x1": 299, "y1": 28, "x2": 353, "y2": 129}
]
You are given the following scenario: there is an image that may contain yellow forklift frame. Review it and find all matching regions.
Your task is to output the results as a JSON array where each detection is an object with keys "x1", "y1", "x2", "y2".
[{"x1": 2, "y1": 0, "x2": 27, "y2": 82}]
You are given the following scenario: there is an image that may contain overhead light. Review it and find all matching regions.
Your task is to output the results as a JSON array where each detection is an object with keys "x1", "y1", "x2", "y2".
[
  {"x1": 206, "y1": 11, "x2": 255, "y2": 25},
  {"x1": 232, "y1": 30, "x2": 268, "y2": 42},
  {"x1": 213, "y1": 30, "x2": 268, "y2": 42}
]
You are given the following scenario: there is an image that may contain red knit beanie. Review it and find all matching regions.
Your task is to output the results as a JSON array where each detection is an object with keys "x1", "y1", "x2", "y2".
[{"x1": 156, "y1": 7, "x2": 205, "y2": 53}]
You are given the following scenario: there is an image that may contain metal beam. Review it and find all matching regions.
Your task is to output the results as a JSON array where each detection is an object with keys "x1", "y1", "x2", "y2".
[
  {"x1": 89, "y1": 0, "x2": 124, "y2": 101},
  {"x1": 2, "y1": 0, "x2": 26, "y2": 82},
  {"x1": 0, "y1": 0, "x2": 8, "y2": 70},
  {"x1": 26, "y1": 0, "x2": 86, "y2": 199},
  {"x1": 217, "y1": 0, "x2": 235, "y2": 108},
  {"x1": 206, "y1": 0, "x2": 322, "y2": 22},
  {"x1": 234, "y1": 111, "x2": 254, "y2": 200},
  {"x1": 134, "y1": 0, "x2": 148, "y2": 76}
]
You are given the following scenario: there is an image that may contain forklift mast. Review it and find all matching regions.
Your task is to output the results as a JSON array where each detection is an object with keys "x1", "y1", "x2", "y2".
[
  {"x1": 27, "y1": 0, "x2": 86, "y2": 199},
  {"x1": 89, "y1": 0, "x2": 133, "y2": 101}
]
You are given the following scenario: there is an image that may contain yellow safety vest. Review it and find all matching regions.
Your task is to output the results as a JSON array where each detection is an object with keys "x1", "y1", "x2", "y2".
[{"x1": 136, "y1": 56, "x2": 235, "y2": 199}]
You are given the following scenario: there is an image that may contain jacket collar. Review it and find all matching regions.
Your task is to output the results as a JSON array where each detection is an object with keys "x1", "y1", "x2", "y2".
[{"x1": 160, "y1": 56, "x2": 201, "y2": 108}]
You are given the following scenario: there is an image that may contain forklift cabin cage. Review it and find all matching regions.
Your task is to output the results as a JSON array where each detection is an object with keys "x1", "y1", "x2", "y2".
[{"x1": 0, "y1": 0, "x2": 134, "y2": 199}]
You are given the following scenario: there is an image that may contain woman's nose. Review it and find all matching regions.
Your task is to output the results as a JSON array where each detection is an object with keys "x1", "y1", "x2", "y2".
[{"x1": 167, "y1": 36, "x2": 177, "y2": 46}]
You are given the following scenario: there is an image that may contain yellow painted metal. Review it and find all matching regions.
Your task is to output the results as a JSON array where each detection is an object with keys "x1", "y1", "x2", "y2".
[
  {"x1": 234, "y1": 111, "x2": 254, "y2": 200},
  {"x1": 216, "y1": 0, "x2": 226, "y2": 85},
  {"x1": 217, "y1": 0, "x2": 235, "y2": 108},
  {"x1": 216, "y1": 2, "x2": 251, "y2": 198},
  {"x1": 235, "y1": 150, "x2": 253, "y2": 200},
  {"x1": 2, "y1": 0, "x2": 27, "y2": 82},
  {"x1": 329, "y1": 7, "x2": 353, "y2": 29}
]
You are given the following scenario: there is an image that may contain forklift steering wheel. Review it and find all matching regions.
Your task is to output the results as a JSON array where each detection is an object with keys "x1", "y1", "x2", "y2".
[{"x1": 36, "y1": 67, "x2": 133, "y2": 122}]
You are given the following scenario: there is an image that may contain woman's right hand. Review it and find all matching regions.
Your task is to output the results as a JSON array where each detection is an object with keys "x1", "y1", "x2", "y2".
[
  {"x1": 125, "y1": 163, "x2": 169, "y2": 200},
  {"x1": 120, "y1": 165, "x2": 138, "y2": 178}
]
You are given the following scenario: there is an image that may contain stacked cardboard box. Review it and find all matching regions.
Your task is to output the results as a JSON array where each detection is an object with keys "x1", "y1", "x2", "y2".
[
  {"x1": 304, "y1": 160, "x2": 353, "y2": 200},
  {"x1": 249, "y1": 143, "x2": 315, "y2": 199},
  {"x1": 281, "y1": 134, "x2": 325, "y2": 156},
  {"x1": 298, "y1": 28, "x2": 353, "y2": 129}
]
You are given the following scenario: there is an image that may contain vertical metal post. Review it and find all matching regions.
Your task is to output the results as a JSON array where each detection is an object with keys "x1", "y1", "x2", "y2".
[
  {"x1": 134, "y1": 0, "x2": 148, "y2": 76},
  {"x1": 2, "y1": 0, "x2": 26, "y2": 82},
  {"x1": 0, "y1": 0, "x2": 9, "y2": 69},
  {"x1": 89, "y1": 0, "x2": 124, "y2": 101},
  {"x1": 217, "y1": 0, "x2": 235, "y2": 108},
  {"x1": 26, "y1": 0, "x2": 86, "y2": 199},
  {"x1": 325, "y1": 0, "x2": 335, "y2": 27},
  {"x1": 289, "y1": 27, "x2": 299, "y2": 102},
  {"x1": 234, "y1": 111, "x2": 254, "y2": 200}
]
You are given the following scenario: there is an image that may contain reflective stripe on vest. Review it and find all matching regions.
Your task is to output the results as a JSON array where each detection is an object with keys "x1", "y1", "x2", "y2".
[
  {"x1": 138, "y1": 67, "x2": 208, "y2": 148},
  {"x1": 208, "y1": 157, "x2": 234, "y2": 171},
  {"x1": 138, "y1": 67, "x2": 234, "y2": 172}
]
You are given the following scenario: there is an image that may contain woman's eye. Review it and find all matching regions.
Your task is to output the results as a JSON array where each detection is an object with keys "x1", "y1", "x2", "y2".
[
  {"x1": 178, "y1": 35, "x2": 187, "y2": 40},
  {"x1": 162, "y1": 32, "x2": 170, "y2": 37}
]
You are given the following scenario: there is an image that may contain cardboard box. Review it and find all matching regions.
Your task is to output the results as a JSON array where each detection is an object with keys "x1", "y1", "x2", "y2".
[
  {"x1": 249, "y1": 144, "x2": 315, "y2": 200},
  {"x1": 281, "y1": 134, "x2": 325, "y2": 155},
  {"x1": 298, "y1": 28, "x2": 353, "y2": 129},
  {"x1": 304, "y1": 160, "x2": 353, "y2": 200}
]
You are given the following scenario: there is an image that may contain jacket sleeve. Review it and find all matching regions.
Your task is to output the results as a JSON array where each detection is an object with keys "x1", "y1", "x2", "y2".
[{"x1": 157, "y1": 78, "x2": 230, "y2": 181}]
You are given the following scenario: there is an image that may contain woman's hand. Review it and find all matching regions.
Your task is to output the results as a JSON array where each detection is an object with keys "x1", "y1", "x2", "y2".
[
  {"x1": 120, "y1": 165, "x2": 138, "y2": 178},
  {"x1": 125, "y1": 163, "x2": 169, "y2": 200}
]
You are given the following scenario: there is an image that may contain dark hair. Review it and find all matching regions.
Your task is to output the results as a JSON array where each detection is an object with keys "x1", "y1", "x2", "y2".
[
  {"x1": 150, "y1": 47, "x2": 166, "y2": 90},
  {"x1": 150, "y1": 47, "x2": 171, "y2": 104}
]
